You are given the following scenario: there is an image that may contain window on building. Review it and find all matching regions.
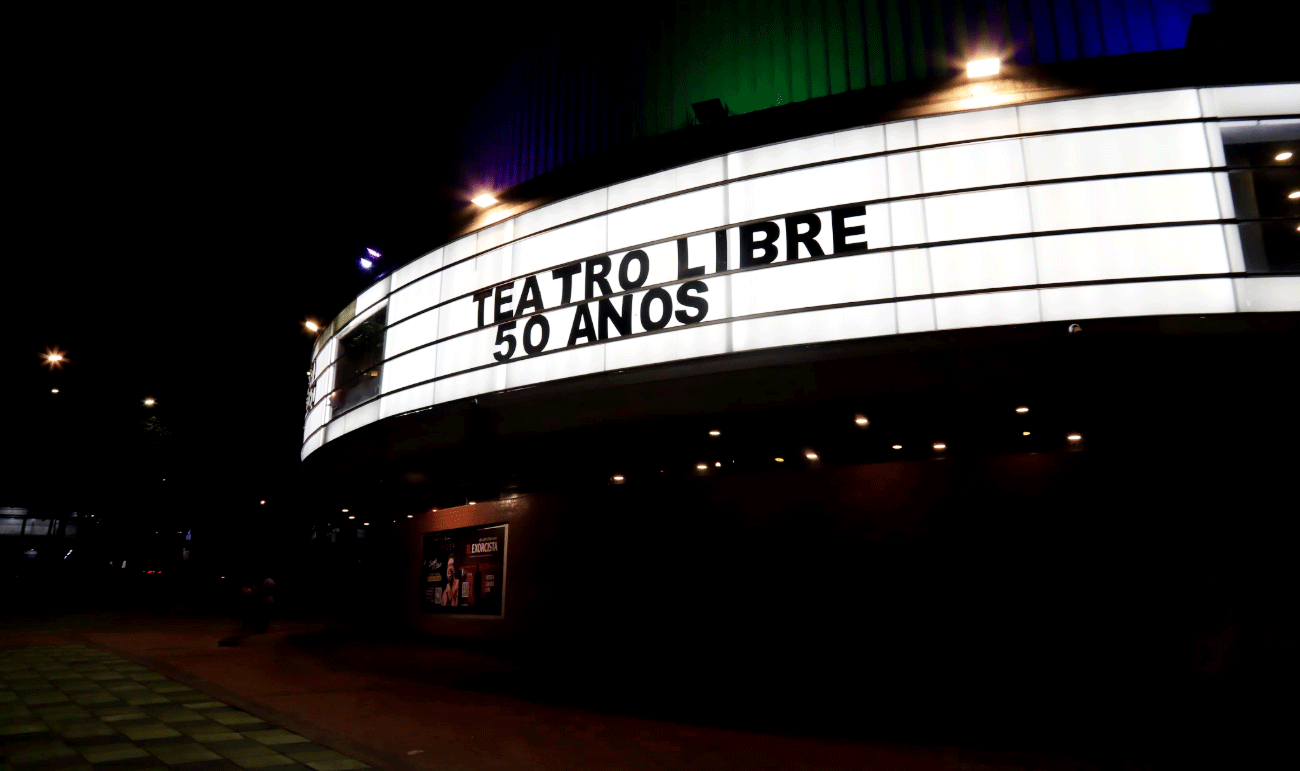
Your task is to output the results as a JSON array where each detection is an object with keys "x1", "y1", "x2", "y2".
[
  {"x1": 332, "y1": 306, "x2": 387, "y2": 413},
  {"x1": 1222, "y1": 123, "x2": 1300, "y2": 274}
]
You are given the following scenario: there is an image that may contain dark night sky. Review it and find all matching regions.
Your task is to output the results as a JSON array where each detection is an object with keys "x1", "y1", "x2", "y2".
[{"x1": 3, "y1": 7, "x2": 567, "y2": 518}]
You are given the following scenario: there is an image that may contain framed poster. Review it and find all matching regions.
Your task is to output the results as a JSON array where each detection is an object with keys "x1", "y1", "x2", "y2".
[{"x1": 420, "y1": 523, "x2": 507, "y2": 616}]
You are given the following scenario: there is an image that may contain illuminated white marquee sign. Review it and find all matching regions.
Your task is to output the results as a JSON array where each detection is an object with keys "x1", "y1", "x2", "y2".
[{"x1": 303, "y1": 84, "x2": 1300, "y2": 459}]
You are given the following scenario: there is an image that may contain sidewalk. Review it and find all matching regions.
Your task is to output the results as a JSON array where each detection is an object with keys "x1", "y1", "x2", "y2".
[{"x1": 3, "y1": 615, "x2": 1098, "y2": 771}]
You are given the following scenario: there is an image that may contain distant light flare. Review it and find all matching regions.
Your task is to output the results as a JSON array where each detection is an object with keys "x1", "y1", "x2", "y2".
[
  {"x1": 472, "y1": 193, "x2": 498, "y2": 207},
  {"x1": 42, "y1": 349, "x2": 67, "y2": 369}
]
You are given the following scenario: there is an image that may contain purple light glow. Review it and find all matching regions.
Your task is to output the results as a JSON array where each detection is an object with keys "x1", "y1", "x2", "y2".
[
  {"x1": 359, "y1": 258, "x2": 373, "y2": 269},
  {"x1": 366, "y1": 247, "x2": 381, "y2": 258}
]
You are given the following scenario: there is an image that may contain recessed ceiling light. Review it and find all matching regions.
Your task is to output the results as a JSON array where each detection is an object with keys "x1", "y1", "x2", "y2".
[
  {"x1": 933, "y1": 443, "x2": 946, "y2": 450},
  {"x1": 696, "y1": 464, "x2": 707, "y2": 470},
  {"x1": 1067, "y1": 434, "x2": 1082, "y2": 441},
  {"x1": 892, "y1": 444, "x2": 902, "y2": 450},
  {"x1": 966, "y1": 57, "x2": 1000, "y2": 78},
  {"x1": 1022, "y1": 431, "x2": 1030, "y2": 436},
  {"x1": 363, "y1": 522, "x2": 369, "y2": 526},
  {"x1": 1289, "y1": 191, "x2": 1300, "y2": 199},
  {"x1": 1276, "y1": 151, "x2": 1293, "y2": 161},
  {"x1": 472, "y1": 193, "x2": 498, "y2": 207},
  {"x1": 854, "y1": 415, "x2": 868, "y2": 426},
  {"x1": 612, "y1": 475, "x2": 624, "y2": 481},
  {"x1": 714, "y1": 462, "x2": 721, "y2": 467},
  {"x1": 406, "y1": 514, "x2": 413, "y2": 518},
  {"x1": 1016, "y1": 406, "x2": 1029, "y2": 413},
  {"x1": 51, "y1": 388, "x2": 59, "y2": 394},
  {"x1": 805, "y1": 452, "x2": 818, "y2": 460},
  {"x1": 708, "y1": 430, "x2": 720, "y2": 436},
  {"x1": 348, "y1": 515, "x2": 355, "y2": 519},
  {"x1": 341, "y1": 509, "x2": 348, "y2": 512},
  {"x1": 304, "y1": 320, "x2": 320, "y2": 332},
  {"x1": 774, "y1": 457, "x2": 784, "y2": 462}
]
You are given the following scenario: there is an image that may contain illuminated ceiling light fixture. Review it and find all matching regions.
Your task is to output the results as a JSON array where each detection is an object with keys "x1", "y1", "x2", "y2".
[
  {"x1": 366, "y1": 248, "x2": 382, "y2": 259},
  {"x1": 1022, "y1": 431, "x2": 1031, "y2": 436},
  {"x1": 363, "y1": 522, "x2": 370, "y2": 526},
  {"x1": 471, "y1": 193, "x2": 498, "y2": 207},
  {"x1": 469, "y1": 501, "x2": 477, "y2": 505},
  {"x1": 933, "y1": 442, "x2": 947, "y2": 450},
  {"x1": 305, "y1": 320, "x2": 320, "y2": 332},
  {"x1": 51, "y1": 388, "x2": 59, "y2": 394},
  {"x1": 892, "y1": 444, "x2": 902, "y2": 450},
  {"x1": 1289, "y1": 190, "x2": 1300, "y2": 199},
  {"x1": 708, "y1": 430, "x2": 720, "y2": 436},
  {"x1": 854, "y1": 415, "x2": 869, "y2": 426},
  {"x1": 612, "y1": 475, "x2": 625, "y2": 481},
  {"x1": 1276, "y1": 152, "x2": 1293, "y2": 161},
  {"x1": 259, "y1": 500, "x2": 265, "y2": 505},
  {"x1": 1068, "y1": 434, "x2": 1083, "y2": 441},
  {"x1": 805, "y1": 452, "x2": 818, "y2": 460},
  {"x1": 348, "y1": 515, "x2": 355, "y2": 519},
  {"x1": 341, "y1": 508, "x2": 349, "y2": 512},
  {"x1": 696, "y1": 464, "x2": 708, "y2": 470},
  {"x1": 774, "y1": 457, "x2": 784, "y2": 462},
  {"x1": 714, "y1": 462, "x2": 722, "y2": 467},
  {"x1": 966, "y1": 57, "x2": 1000, "y2": 78},
  {"x1": 359, "y1": 257, "x2": 373, "y2": 269},
  {"x1": 143, "y1": 398, "x2": 156, "y2": 406},
  {"x1": 1016, "y1": 406, "x2": 1029, "y2": 413},
  {"x1": 407, "y1": 514, "x2": 414, "y2": 518},
  {"x1": 43, "y1": 349, "x2": 67, "y2": 369}
]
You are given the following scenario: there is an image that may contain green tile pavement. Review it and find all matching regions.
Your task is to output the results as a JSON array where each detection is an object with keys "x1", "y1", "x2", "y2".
[{"x1": 0, "y1": 644, "x2": 371, "y2": 771}]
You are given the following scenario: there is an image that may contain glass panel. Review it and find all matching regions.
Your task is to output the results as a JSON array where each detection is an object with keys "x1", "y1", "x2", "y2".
[
  {"x1": 1220, "y1": 122, "x2": 1300, "y2": 273},
  {"x1": 334, "y1": 306, "x2": 387, "y2": 412}
]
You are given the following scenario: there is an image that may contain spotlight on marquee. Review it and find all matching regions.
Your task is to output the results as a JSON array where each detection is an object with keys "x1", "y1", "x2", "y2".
[
  {"x1": 305, "y1": 320, "x2": 320, "y2": 332},
  {"x1": 472, "y1": 193, "x2": 498, "y2": 208},
  {"x1": 366, "y1": 247, "x2": 382, "y2": 259},
  {"x1": 1275, "y1": 152, "x2": 1293, "y2": 161},
  {"x1": 966, "y1": 57, "x2": 1000, "y2": 78},
  {"x1": 359, "y1": 258, "x2": 373, "y2": 269}
]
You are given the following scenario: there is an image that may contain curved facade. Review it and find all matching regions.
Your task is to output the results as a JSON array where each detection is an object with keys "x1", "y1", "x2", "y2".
[{"x1": 305, "y1": 82, "x2": 1298, "y2": 460}]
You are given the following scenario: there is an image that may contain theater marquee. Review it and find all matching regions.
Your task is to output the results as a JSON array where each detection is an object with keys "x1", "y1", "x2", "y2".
[{"x1": 304, "y1": 84, "x2": 1299, "y2": 459}]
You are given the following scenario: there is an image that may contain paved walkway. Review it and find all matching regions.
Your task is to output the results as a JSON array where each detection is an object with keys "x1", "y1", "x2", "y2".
[
  {"x1": 1, "y1": 617, "x2": 1103, "y2": 771},
  {"x1": 1, "y1": 642, "x2": 367, "y2": 771}
]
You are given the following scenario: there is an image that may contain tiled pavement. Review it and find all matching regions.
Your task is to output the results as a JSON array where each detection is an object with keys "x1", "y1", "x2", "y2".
[{"x1": 0, "y1": 644, "x2": 369, "y2": 771}]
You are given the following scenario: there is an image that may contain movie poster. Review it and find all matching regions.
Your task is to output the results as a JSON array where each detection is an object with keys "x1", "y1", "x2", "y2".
[{"x1": 420, "y1": 524, "x2": 507, "y2": 616}]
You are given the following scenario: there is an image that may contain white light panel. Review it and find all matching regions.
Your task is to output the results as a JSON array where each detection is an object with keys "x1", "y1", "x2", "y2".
[
  {"x1": 1028, "y1": 173, "x2": 1219, "y2": 232},
  {"x1": 919, "y1": 138, "x2": 1026, "y2": 194},
  {"x1": 1017, "y1": 90, "x2": 1200, "y2": 133},
  {"x1": 1035, "y1": 225, "x2": 1230, "y2": 285},
  {"x1": 381, "y1": 345, "x2": 437, "y2": 394},
  {"x1": 390, "y1": 247, "x2": 443, "y2": 291},
  {"x1": 935, "y1": 289, "x2": 1041, "y2": 330},
  {"x1": 917, "y1": 106, "x2": 1019, "y2": 146},
  {"x1": 388, "y1": 272, "x2": 443, "y2": 324},
  {"x1": 1039, "y1": 278, "x2": 1236, "y2": 321},
  {"x1": 1021, "y1": 123, "x2": 1210, "y2": 181},
  {"x1": 929, "y1": 238, "x2": 1037, "y2": 294}
]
